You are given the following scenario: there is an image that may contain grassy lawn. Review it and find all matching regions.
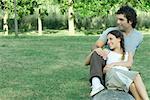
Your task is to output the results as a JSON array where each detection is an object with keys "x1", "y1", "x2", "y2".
[{"x1": 0, "y1": 35, "x2": 149, "y2": 100}]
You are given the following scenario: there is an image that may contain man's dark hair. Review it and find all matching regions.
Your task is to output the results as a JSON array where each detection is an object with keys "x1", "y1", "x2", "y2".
[{"x1": 116, "y1": 5, "x2": 137, "y2": 28}]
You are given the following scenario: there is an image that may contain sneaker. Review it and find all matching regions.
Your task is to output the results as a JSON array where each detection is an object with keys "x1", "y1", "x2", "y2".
[{"x1": 90, "y1": 84, "x2": 104, "y2": 97}]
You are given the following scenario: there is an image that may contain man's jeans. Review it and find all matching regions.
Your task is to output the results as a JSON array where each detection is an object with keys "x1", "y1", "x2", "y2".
[{"x1": 89, "y1": 51, "x2": 106, "y2": 86}]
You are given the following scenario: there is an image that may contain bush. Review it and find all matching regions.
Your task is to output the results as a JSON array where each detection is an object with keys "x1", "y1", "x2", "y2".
[
  {"x1": 44, "y1": 12, "x2": 67, "y2": 30},
  {"x1": 19, "y1": 15, "x2": 37, "y2": 32},
  {"x1": 43, "y1": 5, "x2": 67, "y2": 30},
  {"x1": 137, "y1": 11, "x2": 150, "y2": 29},
  {"x1": 83, "y1": 29, "x2": 103, "y2": 35}
]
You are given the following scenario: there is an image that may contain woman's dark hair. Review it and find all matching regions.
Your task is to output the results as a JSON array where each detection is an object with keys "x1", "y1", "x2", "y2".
[
  {"x1": 116, "y1": 5, "x2": 137, "y2": 28},
  {"x1": 108, "y1": 30, "x2": 125, "y2": 60}
]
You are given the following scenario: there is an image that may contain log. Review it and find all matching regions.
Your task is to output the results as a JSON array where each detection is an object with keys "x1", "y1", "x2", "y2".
[{"x1": 91, "y1": 89, "x2": 135, "y2": 100}]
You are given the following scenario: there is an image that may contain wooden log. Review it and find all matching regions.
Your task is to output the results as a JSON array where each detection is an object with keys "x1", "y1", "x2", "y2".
[{"x1": 91, "y1": 89, "x2": 135, "y2": 100}]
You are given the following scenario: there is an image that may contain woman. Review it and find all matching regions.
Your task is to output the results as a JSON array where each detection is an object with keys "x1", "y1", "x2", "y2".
[{"x1": 85, "y1": 30, "x2": 149, "y2": 100}]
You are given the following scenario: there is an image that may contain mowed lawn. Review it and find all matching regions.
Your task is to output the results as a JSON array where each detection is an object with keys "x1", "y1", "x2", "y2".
[{"x1": 0, "y1": 35, "x2": 149, "y2": 100}]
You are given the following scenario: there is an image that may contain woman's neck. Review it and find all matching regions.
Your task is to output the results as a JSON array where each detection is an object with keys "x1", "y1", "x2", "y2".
[{"x1": 114, "y1": 47, "x2": 123, "y2": 54}]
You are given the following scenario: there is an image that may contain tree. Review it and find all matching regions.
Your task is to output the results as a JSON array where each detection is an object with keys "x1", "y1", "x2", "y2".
[
  {"x1": 30, "y1": 0, "x2": 51, "y2": 35},
  {"x1": 54, "y1": 0, "x2": 75, "y2": 34},
  {"x1": 1, "y1": 0, "x2": 33, "y2": 36},
  {"x1": 1, "y1": 0, "x2": 9, "y2": 35},
  {"x1": 68, "y1": 0, "x2": 75, "y2": 34},
  {"x1": 14, "y1": 0, "x2": 18, "y2": 37}
]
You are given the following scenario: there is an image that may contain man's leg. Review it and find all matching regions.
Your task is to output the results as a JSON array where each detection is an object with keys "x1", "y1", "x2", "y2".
[
  {"x1": 90, "y1": 51, "x2": 106, "y2": 85},
  {"x1": 89, "y1": 51, "x2": 106, "y2": 96}
]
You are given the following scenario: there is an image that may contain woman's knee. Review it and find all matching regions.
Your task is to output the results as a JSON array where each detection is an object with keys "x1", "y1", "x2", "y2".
[
  {"x1": 130, "y1": 83, "x2": 135, "y2": 89},
  {"x1": 134, "y1": 73, "x2": 142, "y2": 81},
  {"x1": 136, "y1": 73, "x2": 141, "y2": 78}
]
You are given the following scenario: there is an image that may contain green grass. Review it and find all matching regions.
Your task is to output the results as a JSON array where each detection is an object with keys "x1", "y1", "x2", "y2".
[{"x1": 0, "y1": 35, "x2": 149, "y2": 100}]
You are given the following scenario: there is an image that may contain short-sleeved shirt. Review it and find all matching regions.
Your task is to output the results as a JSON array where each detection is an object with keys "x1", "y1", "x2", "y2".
[{"x1": 98, "y1": 27, "x2": 143, "y2": 55}]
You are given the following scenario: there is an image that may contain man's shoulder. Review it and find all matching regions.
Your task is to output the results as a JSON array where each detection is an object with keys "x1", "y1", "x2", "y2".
[
  {"x1": 101, "y1": 27, "x2": 119, "y2": 35},
  {"x1": 98, "y1": 27, "x2": 119, "y2": 43},
  {"x1": 133, "y1": 29, "x2": 143, "y2": 38},
  {"x1": 105, "y1": 27, "x2": 119, "y2": 32}
]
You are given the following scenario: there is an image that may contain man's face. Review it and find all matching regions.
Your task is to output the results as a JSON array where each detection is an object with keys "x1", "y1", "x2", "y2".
[{"x1": 116, "y1": 14, "x2": 132, "y2": 31}]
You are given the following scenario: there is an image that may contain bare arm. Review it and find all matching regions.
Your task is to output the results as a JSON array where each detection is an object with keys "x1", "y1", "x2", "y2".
[
  {"x1": 111, "y1": 52, "x2": 133, "y2": 69},
  {"x1": 85, "y1": 48, "x2": 109, "y2": 65},
  {"x1": 85, "y1": 40, "x2": 105, "y2": 65},
  {"x1": 85, "y1": 51, "x2": 94, "y2": 65},
  {"x1": 103, "y1": 52, "x2": 133, "y2": 74}
]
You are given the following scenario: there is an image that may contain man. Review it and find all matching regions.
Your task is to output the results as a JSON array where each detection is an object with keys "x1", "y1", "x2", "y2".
[{"x1": 86, "y1": 5, "x2": 143, "y2": 97}]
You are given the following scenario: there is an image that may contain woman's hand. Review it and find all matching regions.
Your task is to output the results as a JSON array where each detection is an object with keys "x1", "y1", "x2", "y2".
[
  {"x1": 103, "y1": 63, "x2": 115, "y2": 73},
  {"x1": 94, "y1": 48, "x2": 107, "y2": 60}
]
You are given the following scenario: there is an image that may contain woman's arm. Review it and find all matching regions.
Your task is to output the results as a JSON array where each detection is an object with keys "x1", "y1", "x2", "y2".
[
  {"x1": 103, "y1": 52, "x2": 133, "y2": 73},
  {"x1": 109, "y1": 52, "x2": 133, "y2": 69},
  {"x1": 85, "y1": 48, "x2": 109, "y2": 65},
  {"x1": 85, "y1": 51, "x2": 94, "y2": 65}
]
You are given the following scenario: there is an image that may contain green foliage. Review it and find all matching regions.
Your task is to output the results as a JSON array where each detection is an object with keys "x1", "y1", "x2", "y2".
[
  {"x1": 44, "y1": 5, "x2": 67, "y2": 29},
  {"x1": 58, "y1": 0, "x2": 150, "y2": 18},
  {"x1": 74, "y1": 0, "x2": 111, "y2": 17},
  {"x1": 137, "y1": 11, "x2": 150, "y2": 29},
  {"x1": 1, "y1": 0, "x2": 150, "y2": 33},
  {"x1": 33, "y1": 0, "x2": 50, "y2": 17},
  {"x1": 0, "y1": 0, "x2": 13, "y2": 18},
  {"x1": 83, "y1": 29, "x2": 103, "y2": 35},
  {"x1": 135, "y1": 0, "x2": 150, "y2": 11},
  {"x1": 17, "y1": 0, "x2": 35, "y2": 17},
  {"x1": 19, "y1": 15, "x2": 37, "y2": 31}
]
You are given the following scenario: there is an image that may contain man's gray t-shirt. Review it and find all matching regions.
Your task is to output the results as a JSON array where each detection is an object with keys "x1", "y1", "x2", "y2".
[{"x1": 98, "y1": 27, "x2": 143, "y2": 55}]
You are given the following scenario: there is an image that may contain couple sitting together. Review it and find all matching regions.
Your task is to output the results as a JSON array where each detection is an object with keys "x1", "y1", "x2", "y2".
[{"x1": 85, "y1": 5, "x2": 149, "y2": 100}]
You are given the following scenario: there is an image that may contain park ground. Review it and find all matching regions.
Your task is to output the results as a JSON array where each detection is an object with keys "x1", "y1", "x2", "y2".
[{"x1": 0, "y1": 33, "x2": 150, "y2": 100}]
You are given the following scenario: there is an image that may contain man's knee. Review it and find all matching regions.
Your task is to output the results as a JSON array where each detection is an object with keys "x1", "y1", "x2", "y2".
[{"x1": 91, "y1": 51, "x2": 103, "y2": 60}]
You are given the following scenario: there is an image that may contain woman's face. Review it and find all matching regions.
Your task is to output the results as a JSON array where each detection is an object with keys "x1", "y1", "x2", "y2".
[{"x1": 107, "y1": 34, "x2": 121, "y2": 50}]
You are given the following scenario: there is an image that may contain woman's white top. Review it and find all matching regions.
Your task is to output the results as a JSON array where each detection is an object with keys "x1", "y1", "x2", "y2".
[{"x1": 106, "y1": 51, "x2": 129, "y2": 71}]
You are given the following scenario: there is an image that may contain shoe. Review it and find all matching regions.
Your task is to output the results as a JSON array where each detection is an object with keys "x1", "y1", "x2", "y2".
[{"x1": 90, "y1": 84, "x2": 104, "y2": 97}]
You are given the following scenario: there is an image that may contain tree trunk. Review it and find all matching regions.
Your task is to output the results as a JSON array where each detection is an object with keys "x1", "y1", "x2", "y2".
[
  {"x1": 38, "y1": 8, "x2": 42, "y2": 35},
  {"x1": 68, "y1": 0, "x2": 75, "y2": 35},
  {"x1": 14, "y1": 0, "x2": 18, "y2": 37},
  {"x1": 2, "y1": 0, "x2": 8, "y2": 35}
]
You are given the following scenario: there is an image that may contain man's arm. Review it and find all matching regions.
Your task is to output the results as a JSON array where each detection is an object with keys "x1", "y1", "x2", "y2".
[{"x1": 92, "y1": 27, "x2": 117, "y2": 50}]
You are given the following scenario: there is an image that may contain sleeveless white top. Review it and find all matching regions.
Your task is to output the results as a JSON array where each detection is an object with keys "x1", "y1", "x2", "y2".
[{"x1": 106, "y1": 51, "x2": 129, "y2": 71}]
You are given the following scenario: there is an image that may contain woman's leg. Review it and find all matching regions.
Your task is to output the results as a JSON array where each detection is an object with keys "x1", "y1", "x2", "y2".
[
  {"x1": 129, "y1": 83, "x2": 142, "y2": 100},
  {"x1": 133, "y1": 74, "x2": 149, "y2": 100}
]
